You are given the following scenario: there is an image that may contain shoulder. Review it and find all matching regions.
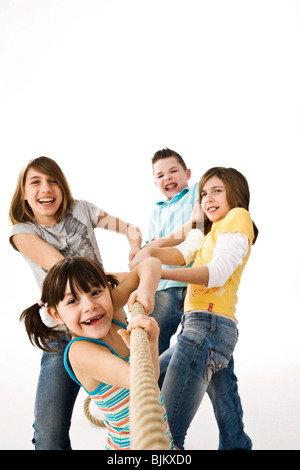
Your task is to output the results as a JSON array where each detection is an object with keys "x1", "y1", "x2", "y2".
[
  {"x1": 69, "y1": 338, "x2": 113, "y2": 368},
  {"x1": 11, "y1": 221, "x2": 41, "y2": 235},
  {"x1": 67, "y1": 199, "x2": 100, "y2": 223},
  {"x1": 190, "y1": 181, "x2": 199, "y2": 197},
  {"x1": 10, "y1": 222, "x2": 43, "y2": 249},
  {"x1": 224, "y1": 207, "x2": 251, "y2": 222},
  {"x1": 218, "y1": 208, "x2": 254, "y2": 240}
]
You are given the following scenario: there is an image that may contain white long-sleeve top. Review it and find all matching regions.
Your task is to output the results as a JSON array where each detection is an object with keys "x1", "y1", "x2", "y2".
[{"x1": 176, "y1": 229, "x2": 249, "y2": 288}]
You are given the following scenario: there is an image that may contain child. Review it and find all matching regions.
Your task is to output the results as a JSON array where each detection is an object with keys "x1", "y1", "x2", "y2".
[
  {"x1": 9, "y1": 156, "x2": 142, "y2": 450},
  {"x1": 130, "y1": 148, "x2": 200, "y2": 354},
  {"x1": 20, "y1": 256, "x2": 176, "y2": 450},
  {"x1": 131, "y1": 167, "x2": 257, "y2": 450}
]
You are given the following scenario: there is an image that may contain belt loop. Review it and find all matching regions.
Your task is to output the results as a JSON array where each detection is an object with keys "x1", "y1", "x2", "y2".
[{"x1": 210, "y1": 314, "x2": 216, "y2": 333}]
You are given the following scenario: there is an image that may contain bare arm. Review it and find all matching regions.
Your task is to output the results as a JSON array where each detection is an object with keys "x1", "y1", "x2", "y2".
[
  {"x1": 97, "y1": 210, "x2": 142, "y2": 260},
  {"x1": 129, "y1": 245, "x2": 185, "y2": 270},
  {"x1": 11, "y1": 233, "x2": 64, "y2": 271},
  {"x1": 70, "y1": 313, "x2": 161, "y2": 390},
  {"x1": 113, "y1": 257, "x2": 162, "y2": 314},
  {"x1": 162, "y1": 265, "x2": 209, "y2": 287}
]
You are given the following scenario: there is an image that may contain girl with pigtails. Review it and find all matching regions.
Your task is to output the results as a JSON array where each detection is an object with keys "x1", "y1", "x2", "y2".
[{"x1": 20, "y1": 256, "x2": 175, "y2": 450}]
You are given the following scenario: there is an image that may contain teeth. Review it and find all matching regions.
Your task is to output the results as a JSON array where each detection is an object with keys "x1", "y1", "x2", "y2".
[
  {"x1": 166, "y1": 183, "x2": 177, "y2": 190},
  {"x1": 84, "y1": 315, "x2": 101, "y2": 325},
  {"x1": 208, "y1": 207, "x2": 217, "y2": 212},
  {"x1": 39, "y1": 198, "x2": 54, "y2": 203}
]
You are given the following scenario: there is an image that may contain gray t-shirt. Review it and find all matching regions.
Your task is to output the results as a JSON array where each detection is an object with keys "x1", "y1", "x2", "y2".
[{"x1": 10, "y1": 199, "x2": 103, "y2": 329}]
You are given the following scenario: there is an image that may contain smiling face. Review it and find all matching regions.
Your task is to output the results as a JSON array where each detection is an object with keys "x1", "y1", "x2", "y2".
[
  {"x1": 153, "y1": 156, "x2": 191, "y2": 200},
  {"x1": 200, "y1": 175, "x2": 231, "y2": 223},
  {"x1": 48, "y1": 281, "x2": 114, "y2": 340},
  {"x1": 23, "y1": 167, "x2": 63, "y2": 226}
]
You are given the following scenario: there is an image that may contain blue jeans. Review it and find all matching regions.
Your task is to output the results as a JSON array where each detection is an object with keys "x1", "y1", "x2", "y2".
[
  {"x1": 159, "y1": 311, "x2": 252, "y2": 450},
  {"x1": 150, "y1": 287, "x2": 186, "y2": 355},
  {"x1": 32, "y1": 333, "x2": 80, "y2": 450}
]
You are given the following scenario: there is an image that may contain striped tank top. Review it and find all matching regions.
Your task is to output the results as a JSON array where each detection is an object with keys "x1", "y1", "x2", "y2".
[{"x1": 64, "y1": 319, "x2": 175, "y2": 450}]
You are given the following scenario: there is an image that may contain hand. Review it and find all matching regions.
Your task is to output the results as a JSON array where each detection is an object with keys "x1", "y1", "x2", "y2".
[
  {"x1": 128, "y1": 246, "x2": 140, "y2": 263},
  {"x1": 118, "y1": 315, "x2": 159, "y2": 348},
  {"x1": 127, "y1": 288, "x2": 154, "y2": 316},
  {"x1": 128, "y1": 246, "x2": 153, "y2": 270}
]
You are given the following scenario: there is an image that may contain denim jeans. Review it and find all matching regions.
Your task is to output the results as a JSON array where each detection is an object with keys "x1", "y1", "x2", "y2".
[
  {"x1": 32, "y1": 333, "x2": 80, "y2": 450},
  {"x1": 159, "y1": 312, "x2": 252, "y2": 450},
  {"x1": 150, "y1": 287, "x2": 186, "y2": 355}
]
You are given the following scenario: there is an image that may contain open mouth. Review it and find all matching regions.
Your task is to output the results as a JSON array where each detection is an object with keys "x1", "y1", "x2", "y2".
[
  {"x1": 82, "y1": 314, "x2": 103, "y2": 326},
  {"x1": 165, "y1": 183, "x2": 177, "y2": 191},
  {"x1": 38, "y1": 198, "x2": 55, "y2": 205},
  {"x1": 207, "y1": 206, "x2": 218, "y2": 213}
]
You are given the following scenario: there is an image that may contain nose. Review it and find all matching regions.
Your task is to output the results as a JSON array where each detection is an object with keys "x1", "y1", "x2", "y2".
[
  {"x1": 82, "y1": 295, "x2": 96, "y2": 313},
  {"x1": 40, "y1": 179, "x2": 52, "y2": 193},
  {"x1": 206, "y1": 190, "x2": 214, "y2": 202}
]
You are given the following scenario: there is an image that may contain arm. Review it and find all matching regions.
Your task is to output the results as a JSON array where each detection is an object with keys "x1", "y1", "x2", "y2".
[
  {"x1": 113, "y1": 257, "x2": 162, "y2": 314},
  {"x1": 11, "y1": 233, "x2": 64, "y2": 271},
  {"x1": 69, "y1": 314, "x2": 161, "y2": 390},
  {"x1": 129, "y1": 245, "x2": 185, "y2": 270},
  {"x1": 129, "y1": 229, "x2": 203, "y2": 270},
  {"x1": 162, "y1": 265, "x2": 209, "y2": 286},
  {"x1": 69, "y1": 340, "x2": 131, "y2": 390},
  {"x1": 97, "y1": 210, "x2": 142, "y2": 260},
  {"x1": 161, "y1": 232, "x2": 249, "y2": 287}
]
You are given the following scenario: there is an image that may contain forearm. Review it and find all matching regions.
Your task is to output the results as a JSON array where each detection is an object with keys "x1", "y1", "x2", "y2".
[
  {"x1": 136, "y1": 257, "x2": 162, "y2": 297},
  {"x1": 11, "y1": 234, "x2": 64, "y2": 271},
  {"x1": 97, "y1": 211, "x2": 142, "y2": 249},
  {"x1": 162, "y1": 265, "x2": 209, "y2": 286},
  {"x1": 148, "y1": 246, "x2": 185, "y2": 266}
]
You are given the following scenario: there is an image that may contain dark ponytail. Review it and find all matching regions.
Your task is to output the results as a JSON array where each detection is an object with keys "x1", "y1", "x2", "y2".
[{"x1": 20, "y1": 303, "x2": 62, "y2": 352}]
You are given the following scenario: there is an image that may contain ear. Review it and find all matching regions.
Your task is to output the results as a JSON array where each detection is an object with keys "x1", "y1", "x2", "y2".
[
  {"x1": 186, "y1": 169, "x2": 191, "y2": 180},
  {"x1": 46, "y1": 306, "x2": 65, "y2": 325}
]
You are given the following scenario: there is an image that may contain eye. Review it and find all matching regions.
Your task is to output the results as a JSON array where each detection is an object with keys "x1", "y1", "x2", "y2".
[
  {"x1": 92, "y1": 289, "x2": 103, "y2": 296},
  {"x1": 67, "y1": 297, "x2": 77, "y2": 305}
]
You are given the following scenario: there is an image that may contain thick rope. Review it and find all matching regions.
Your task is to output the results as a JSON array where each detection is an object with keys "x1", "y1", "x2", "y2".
[
  {"x1": 130, "y1": 302, "x2": 169, "y2": 450},
  {"x1": 83, "y1": 396, "x2": 105, "y2": 427}
]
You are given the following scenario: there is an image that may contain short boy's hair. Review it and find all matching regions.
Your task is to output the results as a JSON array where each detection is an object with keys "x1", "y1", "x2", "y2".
[{"x1": 152, "y1": 148, "x2": 187, "y2": 171}]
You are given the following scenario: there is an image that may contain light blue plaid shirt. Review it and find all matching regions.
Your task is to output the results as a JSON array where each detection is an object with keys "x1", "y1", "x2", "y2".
[{"x1": 147, "y1": 182, "x2": 199, "y2": 291}]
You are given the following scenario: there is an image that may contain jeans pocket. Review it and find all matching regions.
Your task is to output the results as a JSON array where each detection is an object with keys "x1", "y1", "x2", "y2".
[{"x1": 205, "y1": 346, "x2": 232, "y2": 383}]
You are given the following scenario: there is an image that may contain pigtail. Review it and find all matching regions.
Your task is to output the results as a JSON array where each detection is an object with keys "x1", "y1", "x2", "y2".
[
  {"x1": 20, "y1": 303, "x2": 62, "y2": 353},
  {"x1": 106, "y1": 273, "x2": 119, "y2": 289}
]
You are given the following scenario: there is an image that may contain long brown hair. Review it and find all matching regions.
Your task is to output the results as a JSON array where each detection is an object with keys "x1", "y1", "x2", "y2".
[
  {"x1": 9, "y1": 156, "x2": 73, "y2": 225},
  {"x1": 198, "y1": 167, "x2": 258, "y2": 244},
  {"x1": 20, "y1": 257, "x2": 118, "y2": 352}
]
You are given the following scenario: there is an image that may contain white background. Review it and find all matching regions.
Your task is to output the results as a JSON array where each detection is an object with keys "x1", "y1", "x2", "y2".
[{"x1": 0, "y1": 0, "x2": 299, "y2": 449}]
